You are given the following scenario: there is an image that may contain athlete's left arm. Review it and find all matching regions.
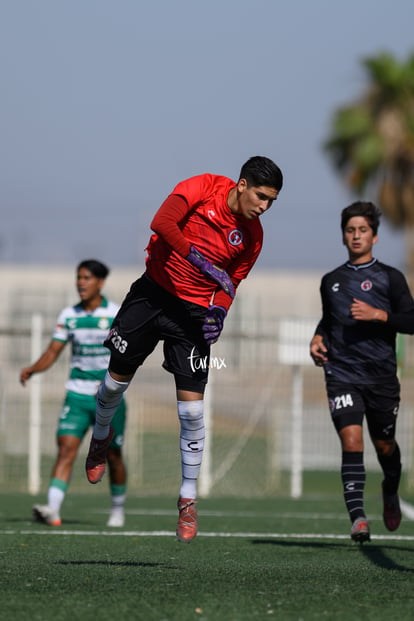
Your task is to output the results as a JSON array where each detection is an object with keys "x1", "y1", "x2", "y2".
[
  {"x1": 212, "y1": 233, "x2": 261, "y2": 311},
  {"x1": 386, "y1": 268, "x2": 414, "y2": 334}
]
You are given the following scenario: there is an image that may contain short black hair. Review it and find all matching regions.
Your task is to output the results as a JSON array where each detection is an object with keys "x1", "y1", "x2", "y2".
[
  {"x1": 341, "y1": 201, "x2": 381, "y2": 235},
  {"x1": 238, "y1": 156, "x2": 283, "y2": 191},
  {"x1": 76, "y1": 259, "x2": 110, "y2": 279}
]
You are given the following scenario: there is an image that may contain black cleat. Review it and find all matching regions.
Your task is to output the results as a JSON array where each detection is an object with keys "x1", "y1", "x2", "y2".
[{"x1": 382, "y1": 482, "x2": 402, "y2": 532}]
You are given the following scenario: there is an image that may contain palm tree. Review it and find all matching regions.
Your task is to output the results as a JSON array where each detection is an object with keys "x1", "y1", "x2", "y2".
[{"x1": 324, "y1": 51, "x2": 414, "y2": 276}]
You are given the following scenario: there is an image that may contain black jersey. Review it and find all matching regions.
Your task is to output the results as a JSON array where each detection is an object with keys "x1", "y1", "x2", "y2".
[{"x1": 315, "y1": 259, "x2": 414, "y2": 384}]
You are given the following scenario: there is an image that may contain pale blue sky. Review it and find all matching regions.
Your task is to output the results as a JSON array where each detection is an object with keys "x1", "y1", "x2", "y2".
[{"x1": 1, "y1": 0, "x2": 412, "y2": 271}]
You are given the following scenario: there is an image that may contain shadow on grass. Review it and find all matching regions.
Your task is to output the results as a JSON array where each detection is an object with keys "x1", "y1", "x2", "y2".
[
  {"x1": 55, "y1": 560, "x2": 175, "y2": 568},
  {"x1": 5, "y1": 513, "x2": 101, "y2": 527},
  {"x1": 252, "y1": 538, "x2": 414, "y2": 573},
  {"x1": 358, "y1": 543, "x2": 414, "y2": 573},
  {"x1": 252, "y1": 539, "x2": 348, "y2": 551}
]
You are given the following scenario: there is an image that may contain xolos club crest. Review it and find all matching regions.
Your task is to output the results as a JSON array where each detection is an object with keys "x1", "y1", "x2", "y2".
[{"x1": 228, "y1": 229, "x2": 243, "y2": 246}]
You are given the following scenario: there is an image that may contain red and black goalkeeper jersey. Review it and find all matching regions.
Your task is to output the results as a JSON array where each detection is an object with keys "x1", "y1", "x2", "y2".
[
  {"x1": 145, "y1": 174, "x2": 263, "y2": 309},
  {"x1": 316, "y1": 259, "x2": 414, "y2": 383}
]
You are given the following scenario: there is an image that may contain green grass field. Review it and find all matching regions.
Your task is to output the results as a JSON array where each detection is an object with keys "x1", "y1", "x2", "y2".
[{"x1": 1, "y1": 486, "x2": 414, "y2": 621}]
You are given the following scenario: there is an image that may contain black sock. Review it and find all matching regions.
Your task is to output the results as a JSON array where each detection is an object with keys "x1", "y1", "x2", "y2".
[
  {"x1": 378, "y1": 443, "x2": 401, "y2": 495},
  {"x1": 341, "y1": 451, "x2": 366, "y2": 523}
]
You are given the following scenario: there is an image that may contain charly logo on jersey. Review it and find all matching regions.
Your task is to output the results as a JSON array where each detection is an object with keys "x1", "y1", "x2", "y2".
[
  {"x1": 98, "y1": 317, "x2": 110, "y2": 330},
  {"x1": 207, "y1": 209, "x2": 216, "y2": 219},
  {"x1": 361, "y1": 280, "x2": 372, "y2": 291},
  {"x1": 228, "y1": 229, "x2": 243, "y2": 246},
  {"x1": 331, "y1": 283, "x2": 340, "y2": 292}
]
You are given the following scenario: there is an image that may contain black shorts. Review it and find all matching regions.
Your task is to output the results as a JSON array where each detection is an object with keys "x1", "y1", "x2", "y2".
[
  {"x1": 326, "y1": 378, "x2": 400, "y2": 439},
  {"x1": 105, "y1": 274, "x2": 210, "y2": 392}
]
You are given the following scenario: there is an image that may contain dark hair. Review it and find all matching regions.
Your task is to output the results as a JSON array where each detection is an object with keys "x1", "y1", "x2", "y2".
[
  {"x1": 238, "y1": 156, "x2": 283, "y2": 191},
  {"x1": 76, "y1": 259, "x2": 110, "y2": 279},
  {"x1": 341, "y1": 201, "x2": 381, "y2": 235}
]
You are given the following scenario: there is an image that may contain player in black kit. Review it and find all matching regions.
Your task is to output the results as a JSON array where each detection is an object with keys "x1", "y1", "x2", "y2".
[{"x1": 310, "y1": 201, "x2": 414, "y2": 542}]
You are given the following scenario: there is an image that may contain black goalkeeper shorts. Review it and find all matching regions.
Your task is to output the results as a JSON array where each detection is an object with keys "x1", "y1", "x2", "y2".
[{"x1": 104, "y1": 274, "x2": 210, "y2": 392}]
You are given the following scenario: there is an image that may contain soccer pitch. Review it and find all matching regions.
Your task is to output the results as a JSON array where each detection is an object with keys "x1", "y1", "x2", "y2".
[{"x1": 1, "y1": 492, "x2": 414, "y2": 621}]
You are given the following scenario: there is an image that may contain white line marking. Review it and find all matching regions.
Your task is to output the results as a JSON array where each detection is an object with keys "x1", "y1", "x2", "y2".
[
  {"x1": 93, "y1": 508, "x2": 413, "y2": 522},
  {"x1": 94, "y1": 509, "x2": 348, "y2": 519},
  {"x1": 1, "y1": 529, "x2": 414, "y2": 541},
  {"x1": 400, "y1": 498, "x2": 414, "y2": 520}
]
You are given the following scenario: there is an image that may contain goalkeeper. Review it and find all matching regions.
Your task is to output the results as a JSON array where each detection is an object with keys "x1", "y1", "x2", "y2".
[{"x1": 85, "y1": 156, "x2": 283, "y2": 542}]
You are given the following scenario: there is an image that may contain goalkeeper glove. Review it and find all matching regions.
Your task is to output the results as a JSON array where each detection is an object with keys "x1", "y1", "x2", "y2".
[
  {"x1": 202, "y1": 305, "x2": 227, "y2": 345},
  {"x1": 186, "y1": 246, "x2": 235, "y2": 298}
]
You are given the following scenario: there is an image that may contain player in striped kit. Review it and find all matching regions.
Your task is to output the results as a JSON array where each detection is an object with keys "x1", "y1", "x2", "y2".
[
  {"x1": 20, "y1": 259, "x2": 127, "y2": 527},
  {"x1": 85, "y1": 156, "x2": 283, "y2": 542}
]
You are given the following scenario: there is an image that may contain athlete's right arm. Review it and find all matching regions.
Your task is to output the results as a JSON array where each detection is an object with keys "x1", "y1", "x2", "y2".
[
  {"x1": 309, "y1": 333, "x2": 328, "y2": 366},
  {"x1": 150, "y1": 194, "x2": 192, "y2": 257},
  {"x1": 151, "y1": 194, "x2": 235, "y2": 298},
  {"x1": 310, "y1": 278, "x2": 330, "y2": 366},
  {"x1": 20, "y1": 339, "x2": 66, "y2": 386}
]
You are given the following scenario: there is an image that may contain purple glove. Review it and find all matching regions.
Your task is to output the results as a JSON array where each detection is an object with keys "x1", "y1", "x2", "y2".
[
  {"x1": 202, "y1": 305, "x2": 227, "y2": 345},
  {"x1": 186, "y1": 246, "x2": 235, "y2": 298}
]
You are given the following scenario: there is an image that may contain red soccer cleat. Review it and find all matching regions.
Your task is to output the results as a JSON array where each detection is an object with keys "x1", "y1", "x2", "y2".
[
  {"x1": 176, "y1": 497, "x2": 198, "y2": 543},
  {"x1": 85, "y1": 427, "x2": 114, "y2": 484}
]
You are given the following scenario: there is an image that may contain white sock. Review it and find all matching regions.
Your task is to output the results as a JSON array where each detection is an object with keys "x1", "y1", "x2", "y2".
[
  {"x1": 111, "y1": 493, "x2": 126, "y2": 510},
  {"x1": 94, "y1": 372, "x2": 129, "y2": 440},
  {"x1": 47, "y1": 487, "x2": 65, "y2": 516},
  {"x1": 177, "y1": 400, "x2": 204, "y2": 499}
]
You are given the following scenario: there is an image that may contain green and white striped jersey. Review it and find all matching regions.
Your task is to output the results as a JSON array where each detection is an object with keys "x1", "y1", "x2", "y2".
[{"x1": 52, "y1": 296, "x2": 119, "y2": 395}]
